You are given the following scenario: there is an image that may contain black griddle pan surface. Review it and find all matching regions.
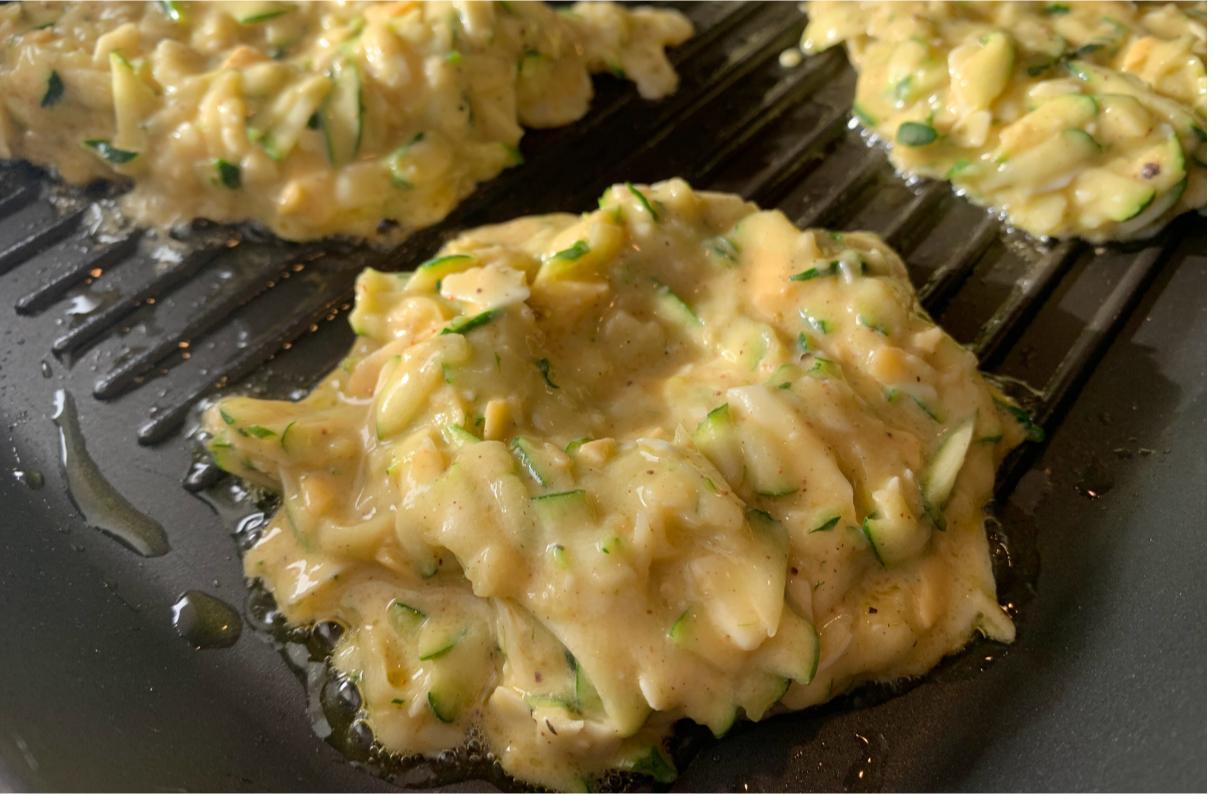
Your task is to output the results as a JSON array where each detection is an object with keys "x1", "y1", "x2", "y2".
[{"x1": 0, "y1": 3, "x2": 1205, "y2": 791}]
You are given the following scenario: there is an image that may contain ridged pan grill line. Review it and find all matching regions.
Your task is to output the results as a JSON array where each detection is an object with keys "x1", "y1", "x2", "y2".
[{"x1": 0, "y1": 1, "x2": 1188, "y2": 494}]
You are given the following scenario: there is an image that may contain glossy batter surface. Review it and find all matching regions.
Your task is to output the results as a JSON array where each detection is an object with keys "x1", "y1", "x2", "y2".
[
  {"x1": 803, "y1": 1, "x2": 1207, "y2": 242},
  {"x1": 203, "y1": 180, "x2": 1026, "y2": 789},
  {"x1": 0, "y1": 1, "x2": 691, "y2": 241}
]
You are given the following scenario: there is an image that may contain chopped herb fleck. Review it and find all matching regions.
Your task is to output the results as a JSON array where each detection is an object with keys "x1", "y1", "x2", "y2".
[
  {"x1": 242, "y1": 425, "x2": 276, "y2": 439},
  {"x1": 391, "y1": 599, "x2": 427, "y2": 621},
  {"x1": 800, "y1": 309, "x2": 831, "y2": 334},
  {"x1": 502, "y1": 143, "x2": 524, "y2": 165},
  {"x1": 238, "y1": 6, "x2": 293, "y2": 24},
  {"x1": 550, "y1": 240, "x2": 589, "y2": 262},
  {"x1": 536, "y1": 358, "x2": 559, "y2": 389},
  {"x1": 158, "y1": 0, "x2": 185, "y2": 22},
  {"x1": 83, "y1": 139, "x2": 138, "y2": 164},
  {"x1": 946, "y1": 159, "x2": 972, "y2": 179},
  {"x1": 440, "y1": 308, "x2": 501, "y2": 335},
  {"x1": 41, "y1": 70, "x2": 64, "y2": 108},
  {"x1": 910, "y1": 394, "x2": 941, "y2": 423},
  {"x1": 808, "y1": 356, "x2": 840, "y2": 378},
  {"x1": 418, "y1": 253, "x2": 473, "y2": 272},
  {"x1": 896, "y1": 121, "x2": 939, "y2": 147},
  {"x1": 215, "y1": 159, "x2": 241, "y2": 189},
  {"x1": 852, "y1": 103, "x2": 877, "y2": 126},
  {"x1": 858, "y1": 315, "x2": 888, "y2": 335},
  {"x1": 705, "y1": 235, "x2": 739, "y2": 264},
  {"x1": 1000, "y1": 402, "x2": 1045, "y2": 442},
  {"x1": 624, "y1": 742, "x2": 674, "y2": 779},
  {"x1": 892, "y1": 75, "x2": 912, "y2": 104},
  {"x1": 746, "y1": 507, "x2": 781, "y2": 529},
  {"x1": 533, "y1": 490, "x2": 585, "y2": 504},
  {"x1": 1044, "y1": 3, "x2": 1070, "y2": 13},
  {"x1": 789, "y1": 261, "x2": 840, "y2": 281},
  {"x1": 626, "y1": 182, "x2": 659, "y2": 221}
]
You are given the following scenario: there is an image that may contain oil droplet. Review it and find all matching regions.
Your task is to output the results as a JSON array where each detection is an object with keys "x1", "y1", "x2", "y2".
[
  {"x1": 65, "y1": 293, "x2": 102, "y2": 316},
  {"x1": 13, "y1": 469, "x2": 44, "y2": 490},
  {"x1": 171, "y1": 591, "x2": 242, "y2": 649},
  {"x1": 1074, "y1": 458, "x2": 1114, "y2": 500},
  {"x1": 843, "y1": 733, "x2": 886, "y2": 792},
  {"x1": 51, "y1": 389, "x2": 169, "y2": 557}
]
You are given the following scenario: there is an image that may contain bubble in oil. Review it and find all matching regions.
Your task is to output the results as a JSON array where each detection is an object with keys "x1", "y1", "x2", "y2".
[
  {"x1": 307, "y1": 620, "x2": 345, "y2": 658},
  {"x1": 13, "y1": 468, "x2": 44, "y2": 490},
  {"x1": 233, "y1": 512, "x2": 267, "y2": 551},
  {"x1": 843, "y1": 733, "x2": 886, "y2": 793},
  {"x1": 245, "y1": 583, "x2": 285, "y2": 634},
  {"x1": 1074, "y1": 457, "x2": 1114, "y2": 500},
  {"x1": 322, "y1": 674, "x2": 363, "y2": 727},
  {"x1": 171, "y1": 590, "x2": 242, "y2": 649},
  {"x1": 183, "y1": 459, "x2": 224, "y2": 492}
]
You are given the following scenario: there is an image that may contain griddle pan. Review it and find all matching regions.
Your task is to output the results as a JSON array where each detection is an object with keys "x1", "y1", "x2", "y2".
[{"x1": 0, "y1": 3, "x2": 1204, "y2": 791}]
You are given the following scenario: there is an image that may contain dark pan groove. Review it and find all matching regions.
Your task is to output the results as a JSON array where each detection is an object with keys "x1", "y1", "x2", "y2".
[
  {"x1": 92, "y1": 245, "x2": 325, "y2": 399},
  {"x1": 137, "y1": 289, "x2": 353, "y2": 445},
  {"x1": 51, "y1": 243, "x2": 226, "y2": 356},
  {"x1": 0, "y1": 182, "x2": 34, "y2": 217},
  {"x1": 995, "y1": 233, "x2": 1181, "y2": 500},
  {"x1": 878, "y1": 181, "x2": 949, "y2": 246},
  {"x1": 15, "y1": 232, "x2": 139, "y2": 315},
  {"x1": 974, "y1": 240, "x2": 1082, "y2": 366},
  {"x1": 745, "y1": 102, "x2": 850, "y2": 208},
  {"x1": 0, "y1": 205, "x2": 83, "y2": 275},
  {"x1": 1036, "y1": 239, "x2": 1178, "y2": 426},
  {"x1": 795, "y1": 145, "x2": 885, "y2": 227},
  {"x1": 917, "y1": 216, "x2": 1000, "y2": 313},
  {"x1": 687, "y1": 50, "x2": 846, "y2": 185}
]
